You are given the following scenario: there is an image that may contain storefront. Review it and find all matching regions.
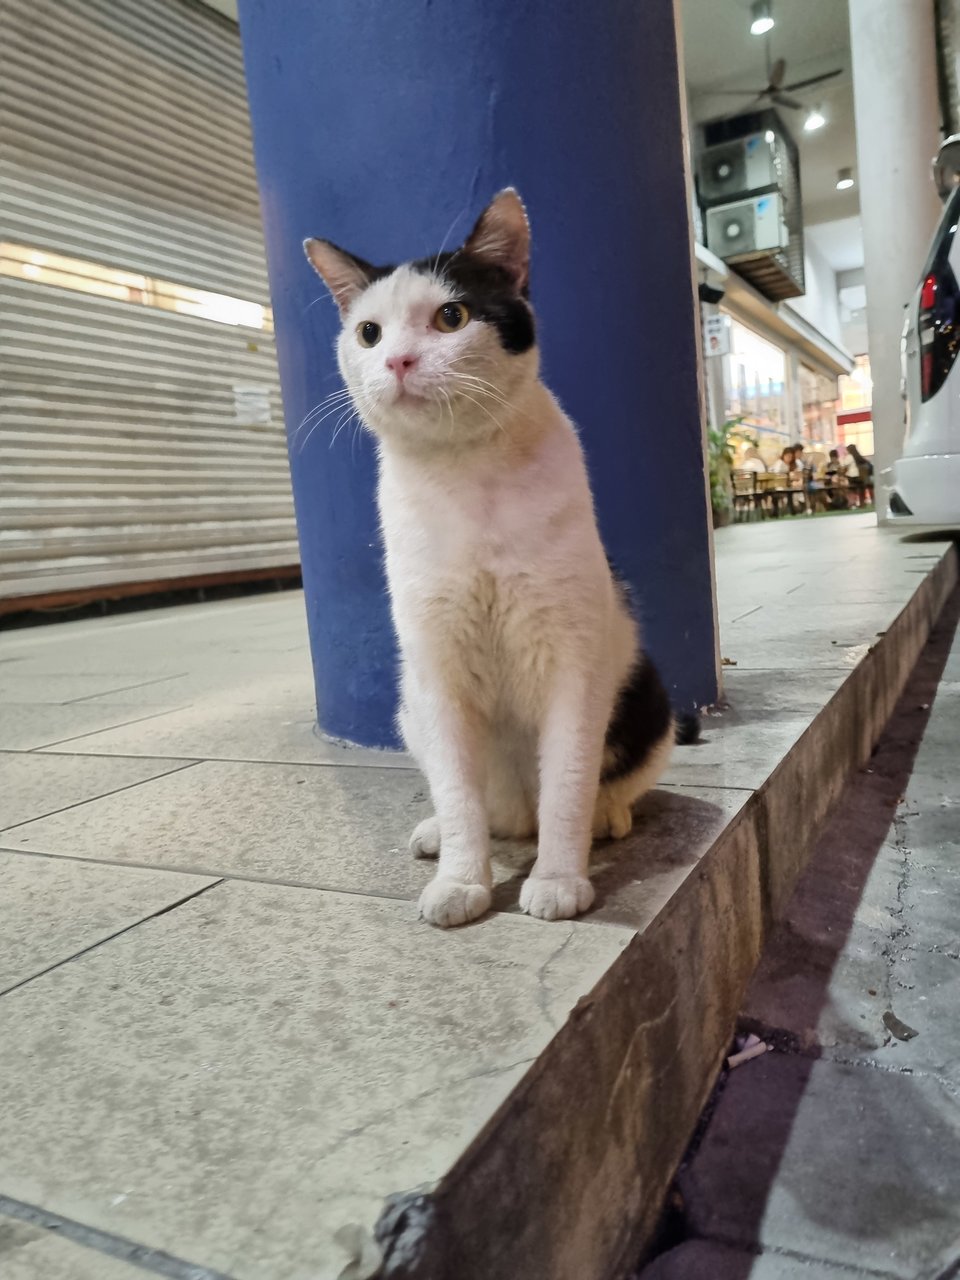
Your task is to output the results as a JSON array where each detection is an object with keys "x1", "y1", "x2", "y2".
[
  {"x1": 799, "y1": 362, "x2": 840, "y2": 453},
  {"x1": 711, "y1": 315, "x2": 792, "y2": 460},
  {"x1": 697, "y1": 243, "x2": 854, "y2": 472},
  {"x1": 837, "y1": 355, "x2": 875, "y2": 455}
]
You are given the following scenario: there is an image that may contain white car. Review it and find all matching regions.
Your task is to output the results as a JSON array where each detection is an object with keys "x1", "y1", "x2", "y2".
[{"x1": 889, "y1": 174, "x2": 960, "y2": 526}]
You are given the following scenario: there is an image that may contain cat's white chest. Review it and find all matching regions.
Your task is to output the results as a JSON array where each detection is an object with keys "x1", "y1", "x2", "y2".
[
  {"x1": 378, "y1": 438, "x2": 611, "y2": 719},
  {"x1": 383, "y1": 449, "x2": 540, "y2": 567}
]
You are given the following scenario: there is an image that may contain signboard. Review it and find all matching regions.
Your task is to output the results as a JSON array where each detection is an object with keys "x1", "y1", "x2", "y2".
[
  {"x1": 233, "y1": 383, "x2": 272, "y2": 426},
  {"x1": 703, "y1": 313, "x2": 730, "y2": 357}
]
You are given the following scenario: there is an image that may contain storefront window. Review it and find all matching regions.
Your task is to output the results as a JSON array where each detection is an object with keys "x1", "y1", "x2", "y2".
[
  {"x1": 722, "y1": 320, "x2": 789, "y2": 461},
  {"x1": 838, "y1": 355, "x2": 873, "y2": 411},
  {"x1": 837, "y1": 355, "x2": 875, "y2": 456},
  {"x1": 799, "y1": 363, "x2": 839, "y2": 451}
]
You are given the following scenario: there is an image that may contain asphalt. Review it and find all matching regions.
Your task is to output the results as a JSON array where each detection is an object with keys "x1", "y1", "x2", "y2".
[{"x1": 641, "y1": 585, "x2": 960, "y2": 1280}]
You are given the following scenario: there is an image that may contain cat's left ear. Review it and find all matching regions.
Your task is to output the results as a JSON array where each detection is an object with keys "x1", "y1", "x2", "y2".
[
  {"x1": 463, "y1": 188, "x2": 530, "y2": 292},
  {"x1": 303, "y1": 238, "x2": 377, "y2": 314}
]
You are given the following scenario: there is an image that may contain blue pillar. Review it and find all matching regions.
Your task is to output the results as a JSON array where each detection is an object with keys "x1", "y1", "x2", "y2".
[{"x1": 238, "y1": 0, "x2": 718, "y2": 748}]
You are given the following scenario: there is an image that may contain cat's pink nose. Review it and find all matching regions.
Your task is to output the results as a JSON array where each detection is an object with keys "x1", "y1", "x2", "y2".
[{"x1": 386, "y1": 354, "x2": 418, "y2": 382}]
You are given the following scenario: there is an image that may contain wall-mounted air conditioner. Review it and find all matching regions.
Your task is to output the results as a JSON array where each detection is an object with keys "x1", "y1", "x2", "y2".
[
  {"x1": 696, "y1": 109, "x2": 804, "y2": 299},
  {"x1": 705, "y1": 193, "x2": 788, "y2": 258},
  {"x1": 699, "y1": 133, "x2": 780, "y2": 203}
]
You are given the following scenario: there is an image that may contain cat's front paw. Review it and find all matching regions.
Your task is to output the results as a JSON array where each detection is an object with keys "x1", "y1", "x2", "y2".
[
  {"x1": 520, "y1": 874, "x2": 594, "y2": 921},
  {"x1": 409, "y1": 815, "x2": 441, "y2": 859},
  {"x1": 419, "y1": 876, "x2": 491, "y2": 928}
]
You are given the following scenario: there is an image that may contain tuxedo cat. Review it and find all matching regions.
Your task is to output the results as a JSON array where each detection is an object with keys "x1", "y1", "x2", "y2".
[{"x1": 306, "y1": 189, "x2": 688, "y2": 928}]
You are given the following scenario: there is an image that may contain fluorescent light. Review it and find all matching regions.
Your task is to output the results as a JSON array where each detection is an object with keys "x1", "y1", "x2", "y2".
[
  {"x1": 804, "y1": 108, "x2": 826, "y2": 132},
  {"x1": 764, "y1": 129, "x2": 776, "y2": 143},
  {"x1": 750, "y1": 1, "x2": 774, "y2": 35},
  {"x1": 836, "y1": 167, "x2": 855, "y2": 190}
]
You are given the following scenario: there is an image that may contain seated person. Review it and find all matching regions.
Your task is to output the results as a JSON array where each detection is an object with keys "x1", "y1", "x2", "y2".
[
  {"x1": 769, "y1": 446, "x2": 796, "y2": 475},
  {"x1": 737, "y1": 445, "x2": 767, "y2": 473},
  {"x1": 825, "y1": 448, "x2": 845, "y2": 477},
  {"x1": 825, "y1": 448, "x2": 852, "y2": 508},
  {"x1": 846, "y1": 444, "x2": 875, "y2": 502}
]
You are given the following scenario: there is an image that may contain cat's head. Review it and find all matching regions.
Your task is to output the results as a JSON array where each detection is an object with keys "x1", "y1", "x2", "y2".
[{"x1": 304, "y1": 189, "x2": 537, "y2": 449}]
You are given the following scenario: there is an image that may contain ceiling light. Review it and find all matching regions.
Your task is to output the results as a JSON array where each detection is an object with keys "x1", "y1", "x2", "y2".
[
  {"x1": 804, "y1": 108, "x2": 826, "y2": 132},
  {"x1": 764, "y1": 129, "x2": 776, "y2": 143},
  {"x1": 836, "y1": 167, "x2": 855, "y2": 190},
  {"x1": 750, "y1": 1, "x2": 775, "y2": 35}
]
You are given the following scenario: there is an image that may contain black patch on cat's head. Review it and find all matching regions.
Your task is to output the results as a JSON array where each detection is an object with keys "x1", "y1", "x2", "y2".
[{"x1": 413, "y1": 251, "x2": 536, "y2": 355}]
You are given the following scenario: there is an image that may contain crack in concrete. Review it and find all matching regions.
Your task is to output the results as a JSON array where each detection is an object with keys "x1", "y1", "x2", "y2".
[
  {"x1": 736, "y1": 1015, "x2": 960, "y2": 1095},
  {"x1": 689, "y1": 1231, "x2": 905, "y2": 1279},
  {"x1": 907, "y1": 942, "x2": 960, "y2": 961},
  {"x1": 319, "y1": 1056, "x2": 538, "y2": 1161},
  {"x1": 533, "y1": 927, "x2": 576, "y2": 1030},
  {"x1": 876, "y1": 803, "x2": 914, "y2": 1016},
  {"x1": 691, "y1": 1232, "x2": 906, "y2": 1279}
]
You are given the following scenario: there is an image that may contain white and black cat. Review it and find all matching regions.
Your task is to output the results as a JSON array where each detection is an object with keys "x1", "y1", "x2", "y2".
[{"x1": 305, "y1": 189, "x2": 694, "y2": 928}]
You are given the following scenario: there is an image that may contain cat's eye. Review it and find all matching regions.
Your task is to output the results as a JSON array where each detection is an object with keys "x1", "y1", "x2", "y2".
[
  {"x1": 356, "y1": 321, "x2": 381, "y2": 348},
  {"x1": 433, "y1": 302, "x2": 470, "y2": 333}
]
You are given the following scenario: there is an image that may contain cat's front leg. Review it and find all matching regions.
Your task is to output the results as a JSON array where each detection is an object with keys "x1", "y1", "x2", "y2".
[
  {"x1": 403, "y1": 687, "x2": 492, "y2": 927},
  {"x1": 521, "y1": 676, "x2": 609, "y2": 921}
]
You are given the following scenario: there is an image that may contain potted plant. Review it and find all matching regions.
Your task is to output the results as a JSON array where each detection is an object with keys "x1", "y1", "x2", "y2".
[{"x1": 707, "y1": 417, "x2": 743, "y2": 528}]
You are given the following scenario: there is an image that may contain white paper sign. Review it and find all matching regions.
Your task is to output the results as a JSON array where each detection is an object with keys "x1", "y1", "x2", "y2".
[
  {"x1": 703, "y1": 314, "x2": 730, "y2": 357},
  {"x1": 233, "y1": 383, "x2": 272, "y2": 426}
]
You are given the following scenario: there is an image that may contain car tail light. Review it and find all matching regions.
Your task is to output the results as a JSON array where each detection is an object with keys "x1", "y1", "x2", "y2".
[{"x1": 918, "y1": 266, "x2": 960, "y2": 402}]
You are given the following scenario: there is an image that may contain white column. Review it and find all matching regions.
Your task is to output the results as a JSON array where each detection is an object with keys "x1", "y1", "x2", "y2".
[{"x1": 849, "y1": 0, "x2": 943, "y2": 519}]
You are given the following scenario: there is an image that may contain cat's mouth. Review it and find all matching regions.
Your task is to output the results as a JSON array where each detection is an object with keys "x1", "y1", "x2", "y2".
[{"x1": 390, "y1": 383, "x2": 429, "y2": 406}]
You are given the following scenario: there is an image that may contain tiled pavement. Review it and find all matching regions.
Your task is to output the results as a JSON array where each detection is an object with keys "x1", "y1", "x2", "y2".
[{"x1": 0, "y1": 514, "x2": 955, "y2": 1279}]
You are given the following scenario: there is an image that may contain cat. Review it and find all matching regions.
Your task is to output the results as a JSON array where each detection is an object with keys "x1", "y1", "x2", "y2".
[{"x1": 305, "y1": 189, "x2": 694, "y2": 928}]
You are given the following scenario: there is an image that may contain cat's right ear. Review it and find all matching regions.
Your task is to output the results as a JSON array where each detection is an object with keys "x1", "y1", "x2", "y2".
[
  {"x1": 463, "y1": 188, "x2": 531, "y2": 292},
  {"x1": 303, "y1": 238, "x2": 375, "y2": 314}
]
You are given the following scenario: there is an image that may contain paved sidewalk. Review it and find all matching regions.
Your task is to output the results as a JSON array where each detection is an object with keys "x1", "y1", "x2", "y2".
[
  {"x1": 644, "y1": 591, "x2": 960, "y2": 1280},
  {"x1": 0, "y1": 514, "x2": 955, "y2": 1279}
]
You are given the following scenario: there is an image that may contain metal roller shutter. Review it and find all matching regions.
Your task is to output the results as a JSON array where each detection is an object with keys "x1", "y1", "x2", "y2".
[{"x1": 0, "y1": 0, "x2": 298, "y2": 606}]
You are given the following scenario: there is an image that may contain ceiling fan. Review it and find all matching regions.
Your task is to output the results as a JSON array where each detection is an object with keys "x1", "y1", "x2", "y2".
[{"x1": 711, "y1": 47, "x2": 843, "y2": 112}]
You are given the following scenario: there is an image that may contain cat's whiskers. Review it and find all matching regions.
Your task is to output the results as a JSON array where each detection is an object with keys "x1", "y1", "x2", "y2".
[
  {"x1": 437, "y1": 386, "x2": 456, "y2": 443},
  {"x1": 298, "y1": 387, "x2": 353, "y2": 424},
  {"x1": 446, "y1": 358, "x2": 512, "y2": 403},
  {"x1": 297, "y1": 394, "x2": 358, "y2": 453},
  {"x1": 447, "y1": 360, "x2": 538, "y2": 426},
  {"x1": 431, "y1": 206, "x2": 470, "y2": 276},
  {"x1": 453, "y1": 374, "x2": 511, "y2": 410},
  {"x1": 292, "y1": 388, "x2": 354, "y2": 447},
  {"x1": 455, "y1": 388, "x2": 511, "y2": 442},
  {"x1": 449, "y1": 372, "x2": 512, "y2": 418},
  {"x1": 329, "y1": 405, "x2": 360, "y2": 451},
  {"x1": 297, "y1": 392, "x2": 353, "y2": 433},
  {"x1": 350, "y1": 415, "x2": 365, "y2": 461}
]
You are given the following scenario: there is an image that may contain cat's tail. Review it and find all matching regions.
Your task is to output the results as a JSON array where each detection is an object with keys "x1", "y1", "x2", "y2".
[{"x1": 675, "y1": 711, "x2": 701, "y2": 745}]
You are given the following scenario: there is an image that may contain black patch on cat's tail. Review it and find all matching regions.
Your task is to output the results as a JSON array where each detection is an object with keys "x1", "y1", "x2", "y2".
[
  {"x1": 675, "y1": 712, "x2": 701, "y2": 745},
  {"x1": 602, "y1": 653, "x2": 673, "y2": 783}
]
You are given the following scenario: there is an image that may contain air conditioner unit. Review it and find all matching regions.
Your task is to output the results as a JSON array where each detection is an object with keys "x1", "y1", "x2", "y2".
[
  {"x1": 706, "y1": 193, "x2": 788, "y2": 258},
  {"x1": 699, "y1": 133, "x2": 779, "y2": 203}
]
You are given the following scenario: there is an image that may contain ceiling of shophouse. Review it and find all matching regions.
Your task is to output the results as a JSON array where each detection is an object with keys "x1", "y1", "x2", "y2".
[
  {"x1": 681, "y1": 0, "x2": 860, "y2": 249},
  {"x1": 204, "y1": 0, "x2": 862, "y2": 273}
]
